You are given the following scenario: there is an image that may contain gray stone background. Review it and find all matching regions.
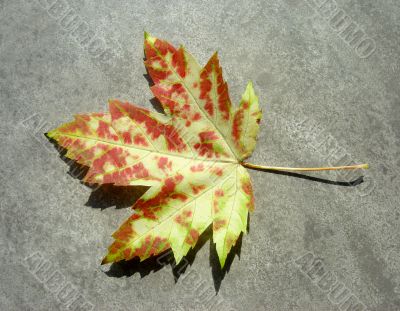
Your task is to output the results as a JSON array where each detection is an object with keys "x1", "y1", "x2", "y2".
[{"x1": 1, "y1": 0, "x2": 399, "y2": 310}]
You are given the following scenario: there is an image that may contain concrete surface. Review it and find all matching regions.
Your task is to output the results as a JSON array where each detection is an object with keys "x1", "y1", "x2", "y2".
[{"x1": 1, "y1": 0, "x2": 399, "y2": 310}]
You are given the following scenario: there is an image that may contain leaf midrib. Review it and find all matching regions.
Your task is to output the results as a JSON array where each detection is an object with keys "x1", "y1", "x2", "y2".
[{"x1": 56, "y1": 132, "x2": 237, "y2": 164}]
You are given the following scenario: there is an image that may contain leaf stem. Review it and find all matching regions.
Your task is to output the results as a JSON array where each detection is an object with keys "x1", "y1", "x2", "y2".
[{"x1": 241, "y1": 162, "x2": 369, "y2": 172}]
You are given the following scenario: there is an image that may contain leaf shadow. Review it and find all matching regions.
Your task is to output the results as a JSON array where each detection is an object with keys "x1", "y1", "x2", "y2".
[
  {"x1": 209, "y1": 213, "x2": 250, "y2": 292},
  {"x1": 105, "y1": 226, "x2": 212, "y2": 281},
  {"x1": 45, "y1": 134, "x2": 149, "y2": 209},
  {"x1": 210, "y1": 233, "x2": 243, "y2": 293},
  {"x1": 105, "y1": 224, "x2": 244, "y2": 293},
  {"x1": 86, "y1": 184, "x2": 148, "y2": 210},
  {"x1": 46, "y1": 134, "x2": 90, "y2": 182},
  {"x1": 252, "y1": 168, "x2": 365, "y2": 186},
  {"x1": 143, "y1": 70, "x2": 165, "y2": 114},
  {"x1": 45, "y1": 134, "x2": 364, "y2": 292},
  {"x1": 45, "y1": 134, "x2": 231, "y2": 287}
]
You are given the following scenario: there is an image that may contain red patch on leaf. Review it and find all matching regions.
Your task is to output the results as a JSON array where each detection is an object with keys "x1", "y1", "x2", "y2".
[
  {"x1": 185, "y1": 229, "x2": 199, "y2": 245},
  {"x1": 199, "y1": 131, "x2": 218, "y2": 142},
  {"x1": 132, "y1": 236, "x2": 152, "y2": 258},
  {"x1": 135, "y1": 174, "x2": 185, "y2": 210},
  {"x1": 133, "y1": 133, "x2": 148, "y2": 146},
  {"x1": 123, "y1": 248, "x2": 131, "y2": 258},
  {"x1": 110, "y1": 100, "x2": 187, "y2": 152},
  {"x1": 213, "y1": 200, "x2": 219, "y2": 214},
  {"x1": 183, "y1": 210, "x2": 192, "y2": 218},
  {"x1": 109, "y1": 241, "x2": 124, "y2": 254},
  {"x1": 213, "y1": 219, "x2": 226, "y2": 231},
  {"x1": 132, "y1": 162, "x2": 150, "y2": 178},
  {"x1": 217, "y1": 82, "x2": 231, "y2": 120},
  {"x1": 232, "y1": 108, "x2": 244, "y2": 142},
  {"x1": 91, "y1": 147, "x2": 123, "y2": 175},
  {"x1": 102, "y1": 161, "x2": 150, "y2": 185},
  {"x1": 154, "y1": 38, "x2": 175, "y2": 57},
  {"x1": 74, "y1": 116, "x2": 92, "y2": 135},
  {"x1": 144, "y1": 38, "x2": 177, "y2": 85},
  {"x1": 114, "y1": 223, "x2": 133, "y2": 242},
  {"x1": 171, "y1": 193, "x2": 188, "y2": 201},
  {"x1": 144, "y1": 41, "x2": 157, "y2": 59},
  {"x1": 194, "y1": 131, "x2": 221, "y2": 158},
  {"x1": 130, "y1": 214, "x2": 141, "y2": 221},
  {"x1": 157, "y1": 157, "x2": 168, "y2": 170},
  {"x1": 242, "y1": 179, "x2": 254, "y2": 211},
  {"x1": 200, "y1": 54, "x2": 232, "y2": 120},
  {"x1": 242, "y1": 180, "x2": 252, "y2": 195},
  {"x1": 173, "y1": 210, "x2": 192, "y2": 228},
  {"x1": 146, "y1": 62, "x2": 171, "y2": 83},
  {"x1": 122, "y1": 132, "x2": 132, "y2": 144},
  {"x1": 191, "y1": 184, "x2": 206, "y2": 195},
  {"x1": 172, "y1": 47, "x2": 186, "y2": 78},
  {"x1": 109, "y1": 102, "x2": 124, "y2": 119},
  {"x1": 225, "y1": 236, "x2": 236, "y2": 251},
  {"x1": 194, "y1": 142, "x2": 214, "y2": 158},
  {"x1": 211, "y1": 167, "x2": 223, "y2": 176},
  {"x1": 192, "y1": 112, "x2": 201, "y2": 121},
  {"x1": 215, "y1": 189, "x2": 224, "y2": 197},
  {"x1": 59, "y1": 123, "x2": 78, "y2": 134},
  {"x1": 97, "y1": 120, "x2": 118, "y2": 141},
  {"x1": 190, "y1": 163, "x2": 204, "y2": 172},
  {"x1": 149, "y1": 236, "x2": 166, "y2": 255},
  {"x1": 141, "y1": 207, "x2": 158, "y2": 220},
  {"x1": 199, "y1": 71, "x2": 213, "y2": 117}
]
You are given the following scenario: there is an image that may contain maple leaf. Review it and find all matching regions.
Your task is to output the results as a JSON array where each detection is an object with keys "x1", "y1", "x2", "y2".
[
  {"x1": 47, "y1": 33, "x2": 368, "y2": 268},
  {"x1": 48, "y1": 32, "x2": 261, "y2": 267}
]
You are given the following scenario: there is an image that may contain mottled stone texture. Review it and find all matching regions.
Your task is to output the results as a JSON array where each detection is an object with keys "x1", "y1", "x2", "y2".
[{"x1": 1, "y1": 1, "x2": 399, "y2": 310}]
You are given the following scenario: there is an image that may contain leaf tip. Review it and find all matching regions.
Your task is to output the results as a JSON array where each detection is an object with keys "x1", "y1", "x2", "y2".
[
  {"x1": 173, "y1": 252, "x2": 183, "y2": 266},
  {"x1": 144, "y1": 31, "x2": 156, "y2": 45},
  {"x1": 107, "y1": 98, "x2": 118, "y2": 108},
  {"x1": 101, "y1": 256, "x2": 111, "y2": 265},
  {"x1": 240, "y1": 80, "x2": 259, "y2": 108},
  {"x1": 46, "y1": 129, "x2": 57, "y2": 139},
  {"x1": 219, "y1": 256, "x2": 226, "y2": 269}
]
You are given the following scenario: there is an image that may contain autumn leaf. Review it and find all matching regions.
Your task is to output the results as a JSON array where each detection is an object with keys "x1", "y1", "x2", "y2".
[
  {"x1": 47, "y1": 32, "x2": 368, "y2": 268},
  {"x1": 48, "y1": 32, "x2": 260, "y2": 267}
]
